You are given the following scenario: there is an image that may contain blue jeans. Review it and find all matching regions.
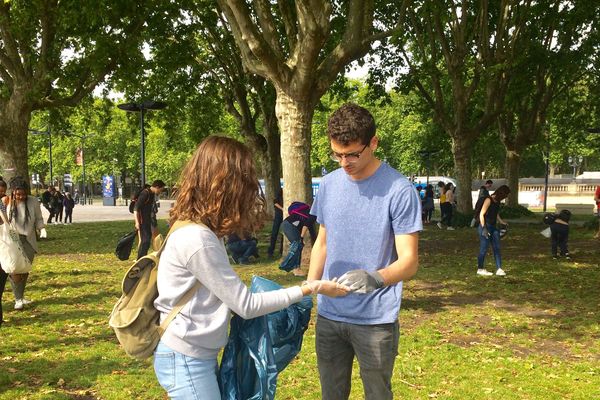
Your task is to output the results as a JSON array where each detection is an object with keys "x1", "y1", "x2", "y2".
[
  {"x1": 477, "y1": 225, "x2": 502, "y2": 270},
  {"x1": 227, "y1": 239, "x2": 258, "y2": 264},
  {"x1": 153, "y1": 341, "x2": 220, "y2": 400},
  {"x1": 267, "y1": 208, "x2": 283, "y2": 256}
]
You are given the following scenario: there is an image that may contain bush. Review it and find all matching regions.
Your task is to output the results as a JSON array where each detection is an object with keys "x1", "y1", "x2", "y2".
[
  {"x1": 583, "y1": 217, "x2": 599, "y2": 230},
  {"x1": 499, "y1": 204, "x2": 535, "y2": 219},
  {"x1": 452, "y1": 210, "x2": 474, "y2": 228}
]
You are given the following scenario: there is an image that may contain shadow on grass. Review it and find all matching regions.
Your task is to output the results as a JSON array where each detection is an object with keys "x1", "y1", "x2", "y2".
[
  {"x1": 0, "y1": 329, "x2": 116, "y2": 356},
  {"x1": 408, "y1": 225, "x2": 599, "y2": 345},
  {"x1": 0, "y1": 353, "x2": 137, "y2": 396}
]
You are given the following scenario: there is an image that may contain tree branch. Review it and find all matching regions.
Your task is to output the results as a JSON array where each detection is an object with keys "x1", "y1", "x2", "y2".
[
  {"x1": 254, "y1": 0, "x2": 285, "y2": 59},
  {"x1": 218, "y1": 0, "x2": 290, "y2": 86},
  {"x1": 34, "y1": 0, "x2": 59, "y2": 82},
  {"x1": 0, "y1": 3, "x2": 25, "y2": 79},
  {"x1": 277, "y1": 0, "x2": 297, "y2": 51}
]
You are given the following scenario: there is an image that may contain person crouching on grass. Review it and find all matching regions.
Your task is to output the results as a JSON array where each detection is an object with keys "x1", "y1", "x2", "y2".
[{"x1": 550, "y1": 209, "x2": 571, "y2": 260}]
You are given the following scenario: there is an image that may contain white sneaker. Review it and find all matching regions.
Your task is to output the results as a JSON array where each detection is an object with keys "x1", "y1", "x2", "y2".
[
  {"x1": 14, "y1": 299, "x2": 23, "y2": 310},
  {"x1": 477, "y1": 269, "x2": 493, "y2": 276},
  {"x1": 437, "y1": 222, "x2": 443, "y2": 229},
  {"x1": 447, "y1": 227, "x2": 455, "y2": 231},
  {"x1": 21, "y1": 298, "x2": 33, "y2": 305},
  {"x1": 495, "y1": 268, "x2": 506, "y2": 276}
]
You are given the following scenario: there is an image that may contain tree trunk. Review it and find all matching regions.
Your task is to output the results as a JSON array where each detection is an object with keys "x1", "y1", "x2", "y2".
[
  {"x1": 262, "y1": 114, "x2": 282, "y2": 217},
  {"x1": 275, "y1": 89, "x2": 313, "y2": 210},
  {"x1": 451, "y1": 136, "x2": 474, "y2": 214},
  {"x1": 0, "y1": 98, "x2": 33, "y2": 186},
  {"x1": 504, "y1": 150, "x2": 521, "y2": 206}
]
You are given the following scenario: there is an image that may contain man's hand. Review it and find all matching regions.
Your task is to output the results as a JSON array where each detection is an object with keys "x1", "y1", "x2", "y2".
[
  {"x1": 305, "y1": 280, "x2": 351, "y2": 297},
  {"x1": 337, "y1": 270, "x2": 385, "y2": 294}
]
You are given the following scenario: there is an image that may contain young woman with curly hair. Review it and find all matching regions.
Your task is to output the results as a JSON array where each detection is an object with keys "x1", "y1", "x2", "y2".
[{"x1": 153, "y1": 136, "x2": 349, "y2": 400}]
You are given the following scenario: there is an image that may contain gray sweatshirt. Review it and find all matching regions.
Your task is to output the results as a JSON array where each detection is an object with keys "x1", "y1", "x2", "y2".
[{"x1": 154, "y1": 224, "x2": 304, "y2": 359}]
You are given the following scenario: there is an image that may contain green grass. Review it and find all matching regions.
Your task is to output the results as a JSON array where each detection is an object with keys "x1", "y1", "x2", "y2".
[{"x1": 1, "y1": 220, "x2": 599, "y2": 399}]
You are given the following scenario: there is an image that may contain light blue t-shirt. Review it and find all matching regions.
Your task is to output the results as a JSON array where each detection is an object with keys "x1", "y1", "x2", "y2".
[{"x1": 311, "y1": 162, "x2": 422, "y2": 324}]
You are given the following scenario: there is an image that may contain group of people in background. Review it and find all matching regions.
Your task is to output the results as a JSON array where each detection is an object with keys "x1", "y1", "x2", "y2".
[
  {"x1": 226, "y1": 191, "x2": 317, "y2": 277},
  {"x1": 41, "y1": 185, "x2": 77, "y2": 224}
]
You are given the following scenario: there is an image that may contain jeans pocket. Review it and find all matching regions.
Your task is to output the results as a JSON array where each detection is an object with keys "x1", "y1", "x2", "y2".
[{"x1": 154, "y1": 352, "x2": 176, "y2": 391}]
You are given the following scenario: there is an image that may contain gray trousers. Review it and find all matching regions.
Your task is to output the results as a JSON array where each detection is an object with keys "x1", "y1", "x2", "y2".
[{"x1": 316, "y1": 315, "x2": 399, "y2": 400}]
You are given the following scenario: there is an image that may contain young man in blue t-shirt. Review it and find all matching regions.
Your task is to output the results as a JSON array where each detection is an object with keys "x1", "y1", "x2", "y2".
[{"x1": 308, "y1": 103, "x2": 422, "y2": 400}]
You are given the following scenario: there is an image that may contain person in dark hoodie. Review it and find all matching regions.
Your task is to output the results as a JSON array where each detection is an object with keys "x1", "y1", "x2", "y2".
[
  {"x1": 550, "y1": 209, "x2": 572, "y2": 260},
  {"x1": 63, "y1": 192, "x2": 76, "y2": 224}
]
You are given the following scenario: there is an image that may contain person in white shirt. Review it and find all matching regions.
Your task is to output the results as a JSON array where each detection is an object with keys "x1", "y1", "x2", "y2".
[{"x1": 1, "y1": 177, "x2": 46, "y2": 310}]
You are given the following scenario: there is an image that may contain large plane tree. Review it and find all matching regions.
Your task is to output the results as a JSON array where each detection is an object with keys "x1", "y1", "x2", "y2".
[
  {"x1": 0, "y1": 1, "x2": 161, "y2": 183},
  {"x1": 217, "y1": 0, "x2": 408, "y2": 205}
]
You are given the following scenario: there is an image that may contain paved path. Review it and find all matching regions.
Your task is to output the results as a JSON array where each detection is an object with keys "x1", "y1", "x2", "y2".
[{"x1": 41, "y1": 200, "x2": 174, "y2": 223}]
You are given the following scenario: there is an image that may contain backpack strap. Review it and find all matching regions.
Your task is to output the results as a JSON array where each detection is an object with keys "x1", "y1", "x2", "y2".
[{"x1": 155, "y1": 219, "x2": 205, "y2": 337}]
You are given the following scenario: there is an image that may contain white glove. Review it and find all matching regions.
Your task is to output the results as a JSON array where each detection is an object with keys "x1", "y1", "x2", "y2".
[
  {"x1": 40, "y1": 228, "x2": 47, "y2": 239},
  {"x1": 337, "y1": 269, "x2": 385, "y2": 294}
]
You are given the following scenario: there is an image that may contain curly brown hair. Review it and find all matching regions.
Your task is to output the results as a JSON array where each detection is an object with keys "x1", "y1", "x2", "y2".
[
  {"x1": 169, "y1": 136, "x2": 265, "y2": 237},
  {"x1": 327, "y1": 103, "x2": 376, "y2": 145}
]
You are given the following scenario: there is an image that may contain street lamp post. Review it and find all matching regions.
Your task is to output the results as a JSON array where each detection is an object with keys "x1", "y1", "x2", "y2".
[
  {"x1": 117, "y1": 100, "x2": 167, "y2": 187},
  {"x1": 64, "y1": 132, "x2": 94, "y2": 204},
  {"x1": 28, "y1": 127, "x2": 52, "y2": 186}
]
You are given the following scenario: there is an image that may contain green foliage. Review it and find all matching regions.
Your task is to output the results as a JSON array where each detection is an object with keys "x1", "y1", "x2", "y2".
[
  {"x1": 450, "y1": 210, "x2": 474, "y2": 228},
  {"x1": 582, "y1": 217, "x2": 599, "y2": 230},
  {"x1": 499, "y1": 204, "x2": 536, "y2": 219}
]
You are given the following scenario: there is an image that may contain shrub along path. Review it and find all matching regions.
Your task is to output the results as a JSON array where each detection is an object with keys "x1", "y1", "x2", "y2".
[{"x1": 0, "y1": 220, "x2": 598, "y2": 399}]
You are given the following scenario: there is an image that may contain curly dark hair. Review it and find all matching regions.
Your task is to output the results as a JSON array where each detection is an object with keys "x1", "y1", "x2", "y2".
[{"x1": 327, "y1": 103, "x2": 376, "y2": 145}]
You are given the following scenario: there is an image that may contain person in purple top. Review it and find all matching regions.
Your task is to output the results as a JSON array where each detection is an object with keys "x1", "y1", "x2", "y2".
[{"x1": 308, "y1": 103, "x2": 422, "y2": 400}]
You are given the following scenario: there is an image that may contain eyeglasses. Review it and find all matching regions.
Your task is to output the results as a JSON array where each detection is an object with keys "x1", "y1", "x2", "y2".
[{"x1": 330, "y1": 144, "x2": 369, "y2": 163}]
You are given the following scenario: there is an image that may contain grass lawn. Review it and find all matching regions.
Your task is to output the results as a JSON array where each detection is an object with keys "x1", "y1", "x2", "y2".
[{"x1": 0, "y1": 219, "x2": 599, "y2": 399}]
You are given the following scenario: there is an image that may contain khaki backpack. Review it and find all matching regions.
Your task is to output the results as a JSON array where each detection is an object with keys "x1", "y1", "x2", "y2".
[{"x1": 109, "y1": 220, "x2": 202, "y2": 359}]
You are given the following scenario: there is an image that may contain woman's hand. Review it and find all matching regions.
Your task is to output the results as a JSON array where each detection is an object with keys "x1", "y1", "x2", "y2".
[{"x1": 304, "y1": 280, "x2": 351, "y2": 297}]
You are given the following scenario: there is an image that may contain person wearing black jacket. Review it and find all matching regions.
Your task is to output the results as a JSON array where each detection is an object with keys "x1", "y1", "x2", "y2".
[
  {"x1": 41, "y1": 186, "x2": 56, "y2": 223},
  {"x1": 53, "y1": 190, "x2": 64, "y2": 224},
  {"x1": 133, "y1": 180, "x2": 165, "y2": 259},
  {"x1": 63, "y1": 192, "x2": 76, "y2": 224},
  {"x1": 550, "y1": 210, "x2": 571, "y2": 260}
]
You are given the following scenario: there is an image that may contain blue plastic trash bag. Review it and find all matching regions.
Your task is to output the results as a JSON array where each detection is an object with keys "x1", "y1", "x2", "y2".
[
  {"x1": 219, "y1": 276, "x2": 313, "y2": 400},
  {"x1": 279, "y1": 240, "x2": 304, "y2": 272}
]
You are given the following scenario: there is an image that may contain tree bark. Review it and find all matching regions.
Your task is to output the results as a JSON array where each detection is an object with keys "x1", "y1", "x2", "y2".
[
  {"x1": 275, "y1": 89, "x2": 314, "y2": 209},
  {"x1": 504, "y1": 150, "x2": 521, "y2": 206},
  {"x1": 0, "y1": 96, "x2": 32, "y2": 184},
  {"x1": 262, "y1": 111, "x2": 282, "y2": 217},
  {"x1": 451, "y1": 136, "x2": 473, "y2": 214}
]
